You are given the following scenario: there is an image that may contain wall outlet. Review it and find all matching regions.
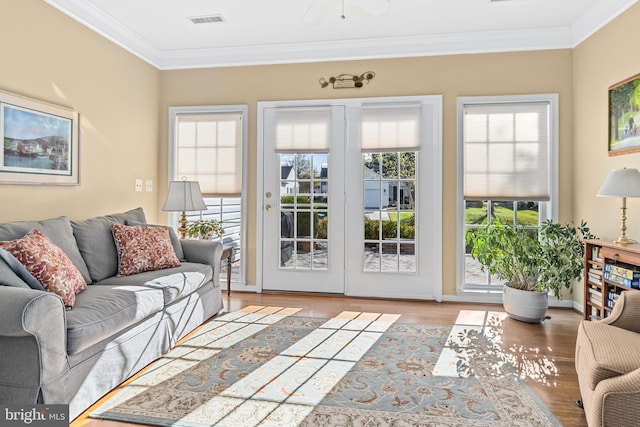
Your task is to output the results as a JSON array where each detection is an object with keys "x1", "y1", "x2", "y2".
[
  {"x1": 145, "y1": 180, "x2": 153, "y2": 192},
  {"x1": 135, "y1": 179, "x2": 143, "y2": 192}
]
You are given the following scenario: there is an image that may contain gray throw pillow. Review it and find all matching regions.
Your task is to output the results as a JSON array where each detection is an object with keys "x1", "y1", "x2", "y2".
[
  {"x1": 71, "y1": 208, "x2": 147, "y2": 282},
  {"x1": 125, "y1": 220, "x2": 185, "y2": 261},
  {"x1": 0, "y1": 255, "x2": 32, "y2": 289},
  {"x1": 0, "y1": 216, "x2": 91, "y2": 284},
  {"x1": 0, "y1": 248, "x2": 44, "y2": 290}
]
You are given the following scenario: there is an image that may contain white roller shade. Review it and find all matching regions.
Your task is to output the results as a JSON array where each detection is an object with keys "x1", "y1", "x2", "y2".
[
  {"x1": 175, "y1": 112, "x2": 243, "y2": 196},
  {"x1": 275, "y1": 107, "x2": 331, "y2": 152},
  {"x1": 463, "y1": 102, "x2": 550, "y2": 201},
  {"x1": 361, "y1": 104, "x2": 421, "y2": 152}
]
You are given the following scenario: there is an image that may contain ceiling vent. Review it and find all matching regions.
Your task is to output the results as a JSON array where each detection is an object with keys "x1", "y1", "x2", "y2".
[{"x1": 188, "y1": 14, "x2": 225, "y2": 24}]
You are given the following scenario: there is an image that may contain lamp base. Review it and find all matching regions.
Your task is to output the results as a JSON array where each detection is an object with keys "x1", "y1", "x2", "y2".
[
  {"x1": 177, "y1": 211, "x2": 188, "y2": 239},
  {"x1": 614, "y1": 236, "x2": 637, "y2": 246}
]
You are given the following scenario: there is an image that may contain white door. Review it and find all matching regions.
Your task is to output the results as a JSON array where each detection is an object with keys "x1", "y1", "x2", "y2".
[
  {"x1": 258, "y1": 97, "x2": 442, "y2": 300},
  {"x1": 261, "y1": 105, "x2": 346, "y2": 293}
]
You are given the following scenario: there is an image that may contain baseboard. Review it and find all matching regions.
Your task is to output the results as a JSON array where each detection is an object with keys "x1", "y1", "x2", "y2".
[{"x1": 442, "y1": 292, "x2": 578, "y2": 309}]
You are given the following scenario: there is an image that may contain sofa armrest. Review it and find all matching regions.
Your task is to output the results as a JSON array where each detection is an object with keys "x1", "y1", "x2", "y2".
[
  {"x1": 0, "y1": 286, "x2": 69, "y2": 401},
  {"x1": 600, "y1": 291, "x2": 640, "y2": 333},
  {"x1": 180, "y1": 239, "x2": 224, "y2": 288},
  {"x1": 590, "y1": 368, "x2": 640, "y2": 427}
]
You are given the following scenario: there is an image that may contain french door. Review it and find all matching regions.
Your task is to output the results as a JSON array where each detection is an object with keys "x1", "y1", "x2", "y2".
[{"x1": 258, "y1": 97, "x2": 442, "y2": 300}]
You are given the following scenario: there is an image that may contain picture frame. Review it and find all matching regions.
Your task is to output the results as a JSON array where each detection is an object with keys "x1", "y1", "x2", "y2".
[
  {"x1": 0, "y1": 89, "x2": 79, "y2": 185},
  {"x1": 609, "y1": 72, "x2": 640, "y2": 156}
]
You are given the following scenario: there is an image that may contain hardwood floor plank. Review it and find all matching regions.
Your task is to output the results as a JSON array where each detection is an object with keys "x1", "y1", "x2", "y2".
[{"x1": 72, "y1": 293, "x2": 587, "y2": 426}]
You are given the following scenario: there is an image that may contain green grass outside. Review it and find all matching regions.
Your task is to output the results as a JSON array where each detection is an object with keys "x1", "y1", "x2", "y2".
[
  {"x1": 387, "y1": 212, "x2": 414, "y2": 222},
  {"x1": 465, "y1": 206, "x2": 539, "y2": 226}
]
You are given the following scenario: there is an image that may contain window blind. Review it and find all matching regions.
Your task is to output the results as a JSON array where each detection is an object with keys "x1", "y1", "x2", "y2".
[
  {"x1": 275, "y1": 107, "x2": 331, "y2": 152},
  {"x1": 175, "y1": 112, "x2": 243, "y2": 196},
  {"x1": 361, "y1": 104, "x2": 421, "y2": 152},
  {"x1": 463, "y1": 101, "x2": 550, "y2": 201}
]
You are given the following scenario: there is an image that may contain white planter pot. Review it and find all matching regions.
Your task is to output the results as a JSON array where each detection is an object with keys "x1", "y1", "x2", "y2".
[{"x1": 502, "y1": 283, "x2": 548, "y2": 323}]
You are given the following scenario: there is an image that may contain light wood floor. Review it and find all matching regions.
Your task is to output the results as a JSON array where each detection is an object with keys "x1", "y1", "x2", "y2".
[{"x1": 72, "y1": 292, "x2": 587, "y2": 427}]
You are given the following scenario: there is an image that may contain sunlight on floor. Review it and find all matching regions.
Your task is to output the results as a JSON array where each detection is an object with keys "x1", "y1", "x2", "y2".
[
  {"x1": 92, "y1": 306, "x2": 401, "y2": 427},
  {"x1": 432, "y1": 310, "x2": 559, "y2": 386}
]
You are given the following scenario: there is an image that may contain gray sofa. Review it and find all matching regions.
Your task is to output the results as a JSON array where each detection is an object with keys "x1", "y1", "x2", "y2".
[{"x1": 0, "y1": 208, "x2": 225, "y2": 420}]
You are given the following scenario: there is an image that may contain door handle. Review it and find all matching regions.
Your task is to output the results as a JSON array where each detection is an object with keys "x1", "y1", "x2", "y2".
[{"x1": 265, "y1": 204, "x2": 272, "y2": 211}]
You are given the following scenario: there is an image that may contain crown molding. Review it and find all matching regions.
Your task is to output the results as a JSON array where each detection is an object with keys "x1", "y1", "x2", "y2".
[
  {"x1": 43, "y1": 0, "x2": 162, "y2": 67},
  {"x1": 44, "y1": 0, "x2": 638, "y2": 70},
  {"x1": 155, "y1": 27, "x2": 575, "y2": 70},
  {"x1": 572, "y1": 0, "x2": 638, "y2": 46}
]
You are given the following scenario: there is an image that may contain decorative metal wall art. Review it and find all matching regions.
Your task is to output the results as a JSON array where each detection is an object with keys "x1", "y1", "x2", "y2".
[{"x1": 319, "y1": 71, "x2": 375, "y2": 89}]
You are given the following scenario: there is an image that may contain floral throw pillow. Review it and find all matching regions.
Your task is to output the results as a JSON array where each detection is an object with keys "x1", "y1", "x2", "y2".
[
  {"x1": 0, "y1": 229, "x2": 87, "y2": 309},
  {"x1": 111, "y1": 223, "x2": 181, "y2": 276}
]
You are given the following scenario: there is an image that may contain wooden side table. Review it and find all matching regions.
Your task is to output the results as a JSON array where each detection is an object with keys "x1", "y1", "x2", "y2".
[{"x1": 222, "y1": 245, "x2": 234, "y2": 296}]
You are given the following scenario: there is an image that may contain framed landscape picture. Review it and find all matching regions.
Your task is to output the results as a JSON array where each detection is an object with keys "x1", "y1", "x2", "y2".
[
  {"x1": 609, "y1": 73, "x2": 640, "y2": 156},
  {"x1": 0, "y1": 89, "x2": 79, "y2": 185}
]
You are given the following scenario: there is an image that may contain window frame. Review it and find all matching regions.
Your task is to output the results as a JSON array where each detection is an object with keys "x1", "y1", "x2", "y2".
[
  {"x1": 456, "y1": 94, "x2": 559, "y2": 295},
  {"x1": 168, "y1": 105, "x2": 249, "y2": 286}
]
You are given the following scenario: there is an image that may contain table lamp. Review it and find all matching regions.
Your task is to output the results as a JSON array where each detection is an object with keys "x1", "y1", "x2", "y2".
[
  {"x1": 162, "y1": 178, "x2": 207, "y2": 239},
  {"x1": 597, "y1": 168, "x2": 640, "y2": 245}
]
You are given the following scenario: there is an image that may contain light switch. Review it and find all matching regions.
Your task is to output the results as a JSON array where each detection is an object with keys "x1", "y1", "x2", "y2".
[
  {"x1": 145, "y1": 180, "x2": 153, "y2": 192},
  {"x1": 135, "y1": 179, "x2": 143, "y2": 192}
]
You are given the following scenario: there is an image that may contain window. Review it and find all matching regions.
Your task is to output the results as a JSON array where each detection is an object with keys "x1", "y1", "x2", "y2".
[
  {"x1": 169, "y1": 105, "x2": 248, "y2": 285},
  {"x1": 457, "y1": 95, "x2": 558, "y2": 293}
]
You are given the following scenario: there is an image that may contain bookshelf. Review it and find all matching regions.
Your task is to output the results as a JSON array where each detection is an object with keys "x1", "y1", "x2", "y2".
[{"x1": 582, "y1": 239, "x2": 640, "y2": 320}]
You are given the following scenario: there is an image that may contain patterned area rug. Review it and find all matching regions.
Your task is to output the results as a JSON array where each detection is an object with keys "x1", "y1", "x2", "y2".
[{"x1": 91, "y1": 307, "x2": 561, "y2": 426}]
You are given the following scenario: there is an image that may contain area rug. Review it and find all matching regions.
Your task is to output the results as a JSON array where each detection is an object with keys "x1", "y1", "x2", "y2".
[{"x1": 90, "y1": 306, "x2": 561, "y2": 426}]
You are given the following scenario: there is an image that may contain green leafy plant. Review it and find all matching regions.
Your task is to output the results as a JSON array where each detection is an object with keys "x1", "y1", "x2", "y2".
[
  {"x1": 186, "y1": 219, "x2": 224, "y2": 240},
  {"x1": 465, "y1": 219, "x2": 595, "y2": 298}
]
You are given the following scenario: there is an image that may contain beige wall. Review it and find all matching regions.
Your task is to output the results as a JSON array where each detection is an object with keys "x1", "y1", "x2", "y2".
[
  {"x1": 574, "y1": 3, "x2": 640, "y2": 300},
  {"x1": 161, "y1": 50, "x2": 575, "y2": 294},
  {"x1": 0, "y1": 0, "x2": 161, "y2": 223}
]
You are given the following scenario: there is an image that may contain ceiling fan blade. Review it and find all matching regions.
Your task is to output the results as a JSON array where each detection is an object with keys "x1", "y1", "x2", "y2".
[
  {"x1": 302, "y1": 0, "x2": 333, "y2": 24},
  {"x1": 350, "y1": 0, "x2": 391, "y2": 16}
]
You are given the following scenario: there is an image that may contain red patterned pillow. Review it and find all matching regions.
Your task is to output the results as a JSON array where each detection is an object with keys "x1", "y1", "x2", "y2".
[
  {"x1": 0, "y1": 229, "x2": 87, "y2": 309},
  {"x1": 112, "y1": 223, "x2": 181, "y2": 276}
]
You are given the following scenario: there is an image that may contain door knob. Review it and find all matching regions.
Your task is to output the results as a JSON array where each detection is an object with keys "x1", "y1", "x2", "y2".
[{"x1": 265, "y1": 204, "x2": 272, "y2": 211}]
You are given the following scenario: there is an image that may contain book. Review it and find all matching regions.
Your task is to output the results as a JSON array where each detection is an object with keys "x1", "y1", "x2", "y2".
[
  {"x1": 588, "y1": 267, "x2": 603, "y2": 276},
  {"x1": 604, "y1": 263, "x2": 640, "y2": 280},
  {"x1": 604, "y1": 271, "x2": 640, "y2": 289},
  {"x1": 588, "y1": 272, "x2": 602, "y2": 284}
]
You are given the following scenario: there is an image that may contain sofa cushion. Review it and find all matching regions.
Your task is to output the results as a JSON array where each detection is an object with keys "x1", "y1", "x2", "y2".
[
  {"x1": 145, "y1": 272, "x2": 207, "y2": 305},
  {"x1": 65, "y1": 284, "x2": 165, "y2": 355},
  {"x1": 112, "y1": 223, "x2": 180, "y2": 276},
  {"x1": 0, "y1": 216, "x2": 91, "y2": 284},
  {"x1": 71, "y1": 208, "x2": 146, "y2": 282},
  {"x1": 0, "y1": 230, "x2": 86, "y2": 309},
  {"x1": 94, "y1": 262, "x2": 213, "y2": 305},
  {"x1": 577, "y1": 321, "x2": 640, "y2": 391},
  {"x1": 0, "y1": 248, "x2": 44, "y2": 290},
  {"x1": 125, "y1": 219, "x2": 185, "y2": 261}
]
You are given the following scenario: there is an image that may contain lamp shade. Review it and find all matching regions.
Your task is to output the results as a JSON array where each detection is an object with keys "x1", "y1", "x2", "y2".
[
  {"x1": 162, "y1": 180, "x2": 207, "y2": 212},
  {"x1": 597, "y1": 168, "x2": 640, "y2": 198}
]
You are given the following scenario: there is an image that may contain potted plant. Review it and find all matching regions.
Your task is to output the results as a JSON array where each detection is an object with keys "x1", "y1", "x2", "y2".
[
  {"x1": 186, "y1": 219, "x2": 224, "y2": 240},
  {"x1": 466, "y1": 219, "x2": 594, "y2": 323}
]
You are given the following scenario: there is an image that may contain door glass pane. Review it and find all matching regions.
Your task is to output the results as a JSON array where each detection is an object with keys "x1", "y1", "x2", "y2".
[
  {"x1": 363, "y1": 151, "x2": 417, "y2": 273},
  {"x1": 279, "y1": 153, "x2": 328, "y2": 271}
]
